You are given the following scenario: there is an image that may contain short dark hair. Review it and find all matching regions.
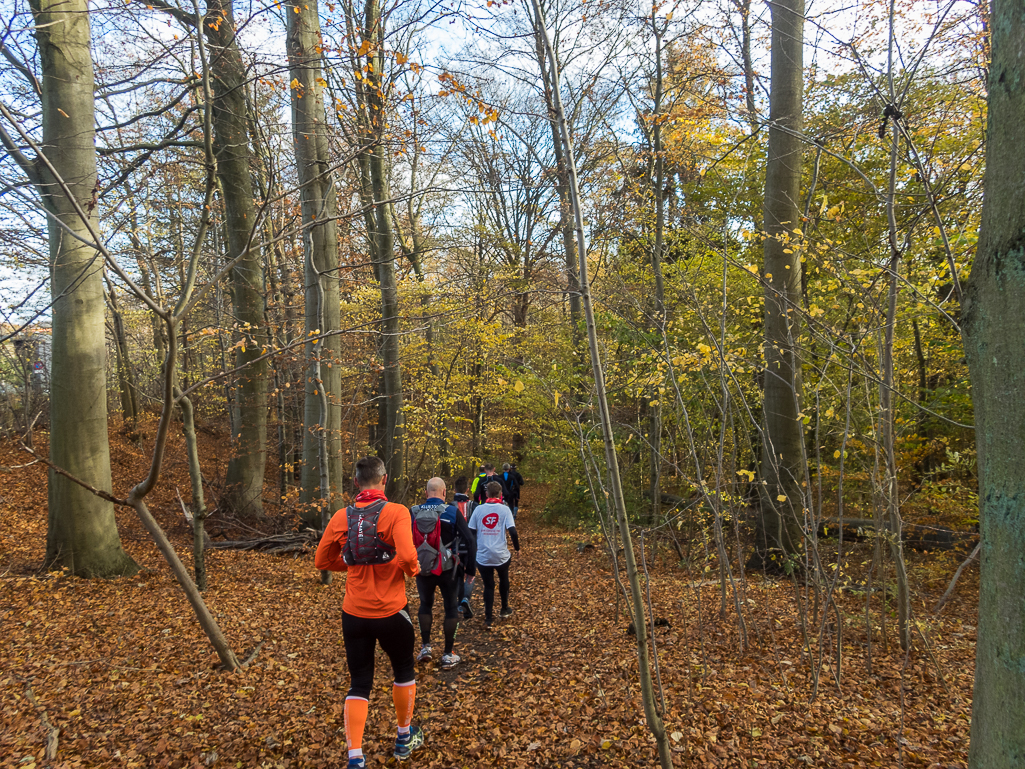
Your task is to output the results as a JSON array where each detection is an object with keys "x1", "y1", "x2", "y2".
[
  {"x1": 354, "y1": 456, "x2": 386, "y2": 487},
  {"x1": 487, "y1": 481, "x2": 502, "y2": 498},
  {"x1": 483, "y1": 463, "x2": 495, "y2": 472},
  {"x1": 454, "y1": 475, "x2": 468, "y2": 493}
]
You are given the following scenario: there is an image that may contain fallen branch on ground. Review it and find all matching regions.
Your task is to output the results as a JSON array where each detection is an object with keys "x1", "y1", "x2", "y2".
[
  {"x1": 24, "y1": 685, "x2": 59, "y2": 761},
  {"x1": 208, "y1": 530, "x2": 319, "y2": 555}
]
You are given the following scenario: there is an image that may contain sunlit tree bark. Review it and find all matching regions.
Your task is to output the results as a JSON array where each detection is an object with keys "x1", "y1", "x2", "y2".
[
  {"x1": 758, "y1": 0, "x2": 805, "y2": 565},
  {"x1": 964, "y1": 0, "x2": 1025, "y2": 761},
  {"x1": 208, "y1": 0, "x2": 269, "y2": 517},
  {"x1": 287, "y1": 0, "x2": 344, "y2": 517},
  {"x1": 30, "y1": 0, "x2": 138, "y2": 577}
]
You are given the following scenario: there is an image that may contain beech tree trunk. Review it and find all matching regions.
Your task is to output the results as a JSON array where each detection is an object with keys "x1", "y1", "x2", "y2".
[
  {"x1": 371, "y1": 151, "x2": 403, "y2": 496},
  {"x1": 361, "y1": 0, "x2": 404, "y2": 496},
  {"x1": 964, "y1": 0, "x2": 1025, "y2": 762},
  {"x1": 287, "y1": 0, "x2": 343, "y2": 519},
  {"x1": 341, "y1": 0, "x2": 404, "y2": 494},
  {"x1": 208, "y1": 0, "x2": 269, "y2": 517},
  {"x1": 758, "y1": 0, "x2": 806, "y2": 565},
  {"x1": 32, "y1": 0, "x2": 138, "y2": 577}
]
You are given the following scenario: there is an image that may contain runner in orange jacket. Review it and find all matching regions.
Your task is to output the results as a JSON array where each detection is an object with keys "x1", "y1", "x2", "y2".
[{"x1": 315, "y1": 456, "x2": 424, "y2": 767}]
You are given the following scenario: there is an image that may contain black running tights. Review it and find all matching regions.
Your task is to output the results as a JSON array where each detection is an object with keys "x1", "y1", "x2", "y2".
[
  {"x1": 342, "y1": 609, "x2": 416, "y2": 699},
  {"x1": 477, "y1": 559, "x2": 511, "y2": 620}
]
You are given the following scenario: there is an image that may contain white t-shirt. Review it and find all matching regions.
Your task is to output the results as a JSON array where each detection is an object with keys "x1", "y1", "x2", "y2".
[{"x1": 469, "y1": 501, "x2": 515, "y2": 567}]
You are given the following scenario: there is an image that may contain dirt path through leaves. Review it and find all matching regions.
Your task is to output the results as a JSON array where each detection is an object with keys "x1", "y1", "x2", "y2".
[{"x1": 1, "y1": 445, "x2": 975, "y2": 768}]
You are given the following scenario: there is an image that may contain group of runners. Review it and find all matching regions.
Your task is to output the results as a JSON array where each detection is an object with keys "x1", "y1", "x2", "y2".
[{"x1": 314, "y1": 457, "x2": 525, "y2": 768}]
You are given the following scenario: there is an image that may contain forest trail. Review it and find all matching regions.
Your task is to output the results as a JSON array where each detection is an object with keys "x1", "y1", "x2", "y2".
[{"x1": 0, "y1": 432, "x2": 975, "y2": 768}]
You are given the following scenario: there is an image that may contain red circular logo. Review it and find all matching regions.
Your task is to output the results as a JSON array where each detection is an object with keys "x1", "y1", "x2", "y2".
[{"x1": 483, "y1": 512, "x2": 500, "y2": 529}]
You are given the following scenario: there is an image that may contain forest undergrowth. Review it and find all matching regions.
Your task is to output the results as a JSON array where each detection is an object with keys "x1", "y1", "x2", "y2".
[{"x1": 0, "y1": 421, "x2": 976, "y2": 768}]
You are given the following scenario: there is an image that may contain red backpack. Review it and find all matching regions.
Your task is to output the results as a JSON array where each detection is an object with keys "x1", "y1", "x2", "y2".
[
  {"x1": 455, "y1": 498, "x2": 473, "y2": 522},
  {"x1": 411, "y1": 503, "x2": 455, "y2": 575}
]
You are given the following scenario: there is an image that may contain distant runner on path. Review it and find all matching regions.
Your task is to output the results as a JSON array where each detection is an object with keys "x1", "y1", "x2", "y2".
[
  {"x1": 472, "y1": 463, "x2": 509, "y2": 506},
  {"x1": 468, "y1": 481, "x2": 519, "y2": 629},
  {"x1": 315, "y1": 456, "x2": 425, "y2": 768},
  {"x1": 411, "y1": 477, "x2": 476, "y2": 670},
  {"x1": 502, "y1": 462, "x2": 525, "y2": 519},
  {"x1": 469, "y1": 465, "x2": 487, "y2": 500}
]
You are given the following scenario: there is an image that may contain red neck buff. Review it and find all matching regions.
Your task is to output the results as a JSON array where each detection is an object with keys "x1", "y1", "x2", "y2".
[
  {"x1": 485, "y1": 497, "x2": 503, "y2": 504},
  {"x1": 355, "y1": 489, "x2": 387, "y2": 504}
]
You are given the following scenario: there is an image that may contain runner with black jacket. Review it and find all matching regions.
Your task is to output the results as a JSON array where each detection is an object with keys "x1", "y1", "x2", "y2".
[
  {"x1": 472, "y1": 463, "x2": 509, "y2": 505},
  {"x1": 502, "y1": 463, "x2": 525, "y2": 519},
  {"x1": 450, "y1": 476, "x2": 477, "y2": 618}
]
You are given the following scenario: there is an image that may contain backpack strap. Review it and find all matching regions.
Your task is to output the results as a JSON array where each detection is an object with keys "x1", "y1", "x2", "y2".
[{"x1": 350, "y1": 499, "x2": 387, "y2": 519}]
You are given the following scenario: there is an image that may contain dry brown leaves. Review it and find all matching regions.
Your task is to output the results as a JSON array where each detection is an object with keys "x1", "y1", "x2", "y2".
[{"x1": 0, "y1": 425, "x2": 974, "y2": 768}]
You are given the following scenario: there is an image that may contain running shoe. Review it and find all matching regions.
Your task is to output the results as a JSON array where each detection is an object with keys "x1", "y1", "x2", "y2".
[
  {"x1": 347, "y1": 758, "x2": 366, "y2": 769},
  {"x1": 500, "y1": 606, "x2": 514, "y2": 618},
  {"x1": 440, "y1": 652, "x2": 461, "y2": 669},
  {"x1": 460, "y1": 599, "x2": 474, "y2": 620},
  {"x1": 394, "y1": 725, "x2": 425, "y2": 760},
  {"x1": 416, "y1": 645, "x2": 432, "y2": 663},
  {"x1": 484, "y1": 617, "x2": 493, "y2": 629}
]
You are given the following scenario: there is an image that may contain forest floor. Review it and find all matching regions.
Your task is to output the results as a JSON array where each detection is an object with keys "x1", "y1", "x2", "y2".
[{"x1": 0, "y1": 421, "x2": 977, "y2": 768}]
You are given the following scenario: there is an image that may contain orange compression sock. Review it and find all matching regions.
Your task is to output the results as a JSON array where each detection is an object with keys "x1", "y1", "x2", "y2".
[
  {"x1": 392, "y1": 681, "x2": 416, "y2": 732},
  {"x1": 343, "y1": 696, "x2": 369, "y2": 758}
]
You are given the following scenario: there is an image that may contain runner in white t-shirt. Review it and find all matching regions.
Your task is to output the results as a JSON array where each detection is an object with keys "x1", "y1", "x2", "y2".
[{"x1": 468, "y1": 481, "x2": 520, "y2": 628}]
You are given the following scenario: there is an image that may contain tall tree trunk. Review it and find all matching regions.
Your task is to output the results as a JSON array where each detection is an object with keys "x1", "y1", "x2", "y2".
[
  {"x1": 532, "y1": 25, "x2": 583, "y2": 349},
  {"x1": 32, "y1": 0, "x2": 138, "y2": 577},
  {"x1": 375, "y1": 169, "x2": 404, "y2": 496},
  {"x1": 963, "y1": 0, "x2": 1025, "y2": 762},
  {"x1": 363, "y1": 0, "x2": 404, "y2": 496},
  {"x1": 287, "y1": 0, "x2": 343, "y2": 519},
  {"x1": 343, "y1": 0, "x2": 403, "y2": 494},
  {"x1": 647, "y1": 15, "x2": 667, "y2": 527},
  {"x1": 758, "y1": 0, "x2": 806, "y2": 566},
  {"x1": 553, "y1": 134, "x2": 583, "y2": 338},
  {"x1": 208, "y1": 0, "x2": 269, "y2": 517},
  {"x1": 881, "y1": 9, "x2": 911, "y2": 651},
  {"x1": 911, "y1": 319, "x2": 929, "y2": 434},
  {"x1": 245, "y1": 88, "x2": 295, "y2": 504},
  {"x1": 529, "y1": 2, "x2": 672, "y2": 765}
]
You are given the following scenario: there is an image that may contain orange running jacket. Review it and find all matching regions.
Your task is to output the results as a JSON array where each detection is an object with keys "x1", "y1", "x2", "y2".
[{"x1": 315, "y1": 500, "x2": 420, "y2": 618}]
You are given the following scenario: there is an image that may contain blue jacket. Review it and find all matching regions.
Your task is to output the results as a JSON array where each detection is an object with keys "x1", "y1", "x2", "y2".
[{"x1": 502, "y1": 470, "x2": 524, "y2": 499}]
